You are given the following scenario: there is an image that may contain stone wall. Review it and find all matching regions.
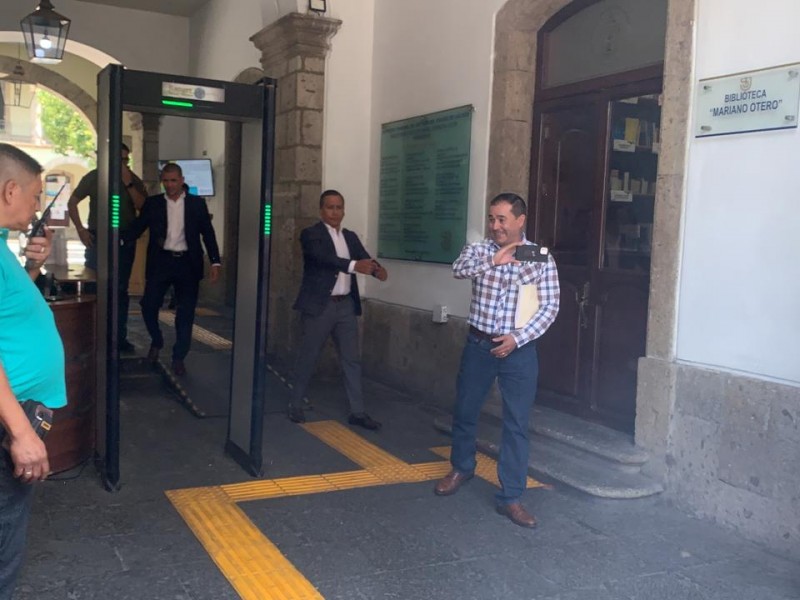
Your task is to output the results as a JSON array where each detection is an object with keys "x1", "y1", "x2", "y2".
[
  {"x1": 361, "y1": 299, "x2": 468, "y2": 410},
  {"x1": 664, "y1": 363, "x2": 800, "y2": 559}
]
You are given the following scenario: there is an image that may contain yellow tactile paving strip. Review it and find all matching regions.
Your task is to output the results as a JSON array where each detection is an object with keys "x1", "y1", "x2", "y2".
[
  {"x1": 167, "y1": 487, "x2": 323, "y2": 600},
  {"x1": 430, "y1": 445, "x2": 545, "y2": 489},
  {"x1": 301, "y1": 421, "x2": 427, "y2": 483},
  {"x1": 167, "y1": 422, "x2": 545, "y2": 599}
]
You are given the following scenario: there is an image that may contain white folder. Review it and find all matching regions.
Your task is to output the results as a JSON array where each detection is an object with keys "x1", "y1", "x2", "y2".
[{"x1": 515, "y1": 284, "x2": 539, "y2": 329}]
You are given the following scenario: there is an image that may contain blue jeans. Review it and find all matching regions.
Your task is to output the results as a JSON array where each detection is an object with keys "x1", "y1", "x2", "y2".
[
  {"x1": 0, "y1": 454, "x2": 33, "y2": 600},
  {"x1": 450, "y1": 332, "x2": 539, "y2": 505}
]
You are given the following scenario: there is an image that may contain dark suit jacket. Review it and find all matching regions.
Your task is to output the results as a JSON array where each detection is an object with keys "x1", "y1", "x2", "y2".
[
  {"x1": 126, "y1": 193, "x2": 221, "y2": 281},
  {"x1": 293, "y1": 221, "x2": 371, "y2": 317}
]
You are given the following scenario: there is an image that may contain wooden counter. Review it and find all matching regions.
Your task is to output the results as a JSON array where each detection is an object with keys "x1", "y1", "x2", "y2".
[{"x1": 46, "y1": 295, "x2": 96, "y2": 474}]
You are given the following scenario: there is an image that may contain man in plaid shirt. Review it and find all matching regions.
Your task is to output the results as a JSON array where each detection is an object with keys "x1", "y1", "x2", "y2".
[{"x1": 434, "y1": 193, "x2": 559, "y2": 528}]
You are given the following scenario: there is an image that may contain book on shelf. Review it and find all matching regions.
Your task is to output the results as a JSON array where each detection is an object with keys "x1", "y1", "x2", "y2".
[
  {"x1": 624, "y1": 118, "x2": 639, "y2": 144},
  {"x1": 613, "y1": 139, "x2": 636, "y2": 152},
  {"x1": 610, "y1": 190, "x2": 633, "y2": 202},
  {"x1": 612, "y1": 120, "x2": 626, "y2": 141},
  {"x1": 609, "y1": 169, "x2": 622, "y2": 191}
]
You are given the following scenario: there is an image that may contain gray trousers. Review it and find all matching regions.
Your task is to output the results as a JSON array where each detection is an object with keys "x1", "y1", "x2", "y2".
[
  {"x1": 0, "y1": 454, "x2": 33, "y2": 600},
  {"x1": 292, "y1": 296, "x2": 364, "y2": 415}
]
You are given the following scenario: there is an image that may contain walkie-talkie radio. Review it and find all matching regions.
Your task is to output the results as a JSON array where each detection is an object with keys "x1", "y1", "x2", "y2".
[
  {"x1": 0, "y1": 400, "x2": 54, "y2": 450},
  {"x1": 24, "y1": 183, "x2": 66, "y2": 270},
  {"x1": 29, "y1": 182, "x2": 66, "y2": 237}
]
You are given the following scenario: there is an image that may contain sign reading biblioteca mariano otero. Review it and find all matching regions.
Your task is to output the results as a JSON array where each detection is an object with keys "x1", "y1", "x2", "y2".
[{"x1": 695, "y1": 63, "x2": 800, "y2": 137}]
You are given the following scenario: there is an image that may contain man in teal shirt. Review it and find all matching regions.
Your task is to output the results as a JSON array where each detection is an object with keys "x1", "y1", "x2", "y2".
[{"x1": 0, "y1": 143, "x2": 66, "y2": 599}]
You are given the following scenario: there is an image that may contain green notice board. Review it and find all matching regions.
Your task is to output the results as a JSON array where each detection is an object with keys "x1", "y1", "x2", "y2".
[{"x1": 378, "y1": 105, "x2": 472, "y2": 264}]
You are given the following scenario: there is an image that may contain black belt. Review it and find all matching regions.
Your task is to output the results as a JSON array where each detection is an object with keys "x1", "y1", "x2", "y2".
[
  {"x1": 330, "y1": 295, "x2": 350, "y2": 303},
  {"x1": 469, "y1": 325, "x2": 498, "y2": 343},
  {"x1": 162, "y1": 249, "x2": 187, "y2": 258}
]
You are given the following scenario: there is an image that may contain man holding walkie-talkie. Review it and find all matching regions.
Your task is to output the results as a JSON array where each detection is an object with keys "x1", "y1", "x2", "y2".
[{"x1": 0, "y1": 144, "x2": 66, "y2": 599}]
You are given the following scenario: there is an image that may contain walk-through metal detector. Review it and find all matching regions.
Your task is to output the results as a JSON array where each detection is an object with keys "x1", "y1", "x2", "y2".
[{"x1": 95, "y1": 66, "x2": 276, "y2": 490}]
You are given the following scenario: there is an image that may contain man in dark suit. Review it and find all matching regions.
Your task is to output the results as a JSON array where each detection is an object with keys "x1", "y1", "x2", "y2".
[
  {"x1": 126, "y1": 163, "x2": 220, "y2": 376},
  {"x1": 289, "y1": 189, "x2": 388, "y2": 429}
]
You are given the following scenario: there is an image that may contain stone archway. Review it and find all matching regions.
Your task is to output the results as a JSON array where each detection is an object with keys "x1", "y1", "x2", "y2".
[
  {"x1": 488, "y1": 0, "x2": 696, "y2": 468},
  {"x1": 0, "y1": 55, "x2": 97, "y2": 128},
  {"x1": 0, "y1": 54, "x2": 144, "y2": 155}
]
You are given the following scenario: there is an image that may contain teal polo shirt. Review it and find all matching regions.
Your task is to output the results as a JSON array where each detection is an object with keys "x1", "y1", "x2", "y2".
[{"x1": 0, "y1": 230, "x2": 66, "y2": 409}]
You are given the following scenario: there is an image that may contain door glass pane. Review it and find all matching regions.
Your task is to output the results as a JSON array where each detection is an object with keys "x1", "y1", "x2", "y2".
[
  {"x1": 603, "y1": 94, "x2": 660, "y2": 272},
  {"x1": 535, "y1": 109, "x2": 596, "y2": 267},
  {"x1": 542, "y1": 0, "x2": 667, "y2": 89}
]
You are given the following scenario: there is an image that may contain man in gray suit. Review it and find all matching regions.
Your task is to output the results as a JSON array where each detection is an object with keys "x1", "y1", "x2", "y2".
[{"x1": 289, "y1": 190, "x2": 388, "y2": 429}]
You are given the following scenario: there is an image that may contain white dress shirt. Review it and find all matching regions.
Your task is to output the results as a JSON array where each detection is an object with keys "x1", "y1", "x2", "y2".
[
  {"x1": 163, "y1": 192, "x2": 188, "y2": 252},
  {"x1": 324, "y1": 222, "x2": 355, "y2": 296}
]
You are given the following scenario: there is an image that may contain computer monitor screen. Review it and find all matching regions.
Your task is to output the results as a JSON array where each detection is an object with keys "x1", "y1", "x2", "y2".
[{"x1": 158, "y1": 159, "x2": 215, "y2": 196}]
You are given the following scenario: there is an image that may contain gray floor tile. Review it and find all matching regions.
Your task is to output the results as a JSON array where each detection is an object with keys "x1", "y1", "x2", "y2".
[{"x1": 12, "y1": 310, "x2": 797, "y2": 600}]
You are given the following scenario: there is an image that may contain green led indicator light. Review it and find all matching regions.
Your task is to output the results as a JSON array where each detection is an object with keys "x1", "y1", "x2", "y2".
[
  {"x1": 263, "y1": 205, "x2": 272, "y2": 236},
  {"x1": 111, "y1": 194, "x2": 121, "y2": 229},
  {"x1": 162, "y1": 99, "x2": 194, "y2": 108}
]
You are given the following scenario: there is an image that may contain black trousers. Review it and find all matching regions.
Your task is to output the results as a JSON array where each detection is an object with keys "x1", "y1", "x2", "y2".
[
  {"x1": 118, "y1": 238, "x2": 136, "y2": 343},
  {"x1": 140, "y1": 253, "x2": 199, "y2": 360},
  {"x1": 86, "y1": 233, "x2": 135, "y2": 344}
]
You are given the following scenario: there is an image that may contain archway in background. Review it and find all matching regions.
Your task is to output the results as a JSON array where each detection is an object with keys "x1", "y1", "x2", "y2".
[
  {"x1": 488, "y1": 0, "x2": 695, "y2": 457},
  {"x1": 0, "y1": 54, "x2": 97, "y2": 129},
  {"x1": 0, "y1": 32, "x2": 119, "y2": 69}
]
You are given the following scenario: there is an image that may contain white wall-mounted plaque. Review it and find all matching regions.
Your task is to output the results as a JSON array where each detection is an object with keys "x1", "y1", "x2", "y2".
[
  {"x1": 695, "y1": 64, "x2": 800, "y2": 138},
  {"x1": 162, "y1": 82, "x2": 225, "y2": 103}
]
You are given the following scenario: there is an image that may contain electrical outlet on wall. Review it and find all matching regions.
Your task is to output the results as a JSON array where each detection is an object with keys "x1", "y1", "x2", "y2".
[{"x1": 432, "y1": 304, "x2": 448, "y2": 323}]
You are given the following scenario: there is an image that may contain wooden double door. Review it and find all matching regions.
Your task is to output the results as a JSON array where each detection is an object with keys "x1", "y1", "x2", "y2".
[{"x1": 531, "y1": 78, "x2": 661, "y2": 432}]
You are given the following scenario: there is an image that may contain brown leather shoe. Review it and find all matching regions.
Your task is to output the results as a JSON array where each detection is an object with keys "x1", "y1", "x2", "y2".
[
  {"x1": 496, "y1": 502, "x2": 537, "y2": 528},
  {"x1": 147, "y1": 346, "x2": 160, "y2": 363},
  {"x1": 434, "y1": 470, "x2": 473, "y2": 496}
]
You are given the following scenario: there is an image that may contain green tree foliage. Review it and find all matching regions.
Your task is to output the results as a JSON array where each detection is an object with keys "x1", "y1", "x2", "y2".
[{"x1": 37, "y1": 89, "x2": 95, "y2": 165}]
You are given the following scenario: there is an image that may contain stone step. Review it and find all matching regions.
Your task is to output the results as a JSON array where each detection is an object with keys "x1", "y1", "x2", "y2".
[
  {"x1": 119, "y1": 355, "x2": 156, "y2": 378},
  {"x1": 434, "y1": 415, "x2": 664, "y2": 499},
  {"x1": 482, "y1": 403, "x2": 650, "y2": 467}
]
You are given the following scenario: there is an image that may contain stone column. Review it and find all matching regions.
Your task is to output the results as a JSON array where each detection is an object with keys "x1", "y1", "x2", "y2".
[
  {"x1": 140, "y1": 114, "x2": 161, "y2": 195},
  {"x1": 250, "y1": 13, "x2": 342, "y2": 357},
  {"x1": 126, "y1": 113, "x2": 161, "y2": 296}
]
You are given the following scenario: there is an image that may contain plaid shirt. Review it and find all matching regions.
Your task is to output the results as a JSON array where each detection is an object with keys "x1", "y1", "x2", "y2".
[{"x1": 453, "y1": 238, "x2": 560, "y2": 348}]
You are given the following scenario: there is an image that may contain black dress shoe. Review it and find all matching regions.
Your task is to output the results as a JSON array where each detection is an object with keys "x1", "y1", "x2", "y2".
[
  {"x1": 287, "y1": 407, "x2": 305, "y2": 423},
  {"x1": 348, "y1": 413, "x2": 381, "y2": 431},
  {"x1": 147, "y1": 346, "x2": 160, "y2": 363},
  {"x1": 118, "y1": 340, "x2": 135, "y2": 353},
  {"x1": 171, "y1": 359, "x2": 187, "y2": 376}
]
